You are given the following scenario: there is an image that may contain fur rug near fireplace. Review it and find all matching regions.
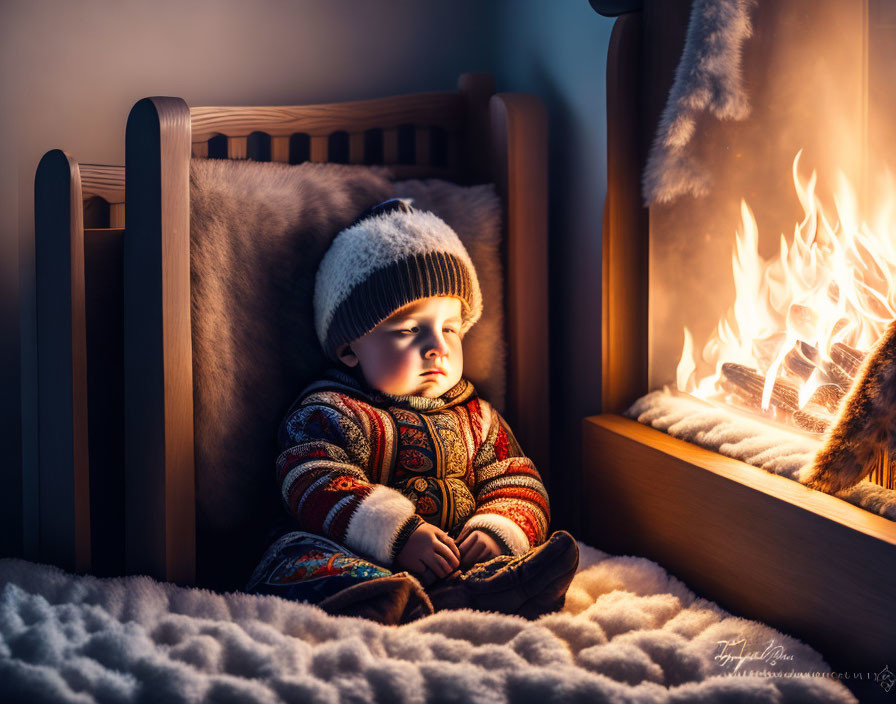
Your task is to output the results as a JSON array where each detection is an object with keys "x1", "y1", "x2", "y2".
[
  {"x1": 627, "y1": 390, "x2": 896, "y2": 520},
  {"x1": 0, "y1": 545, "x2": 856, "y2": 703}
]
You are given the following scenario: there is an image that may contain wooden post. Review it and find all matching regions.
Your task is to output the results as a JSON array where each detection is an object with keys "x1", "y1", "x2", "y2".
[
  {"x1": 489, "y1": 93, "x2": 550, "y2": 481},
  {"x1": 34, "y1": 149, "x2": 91, "y2": 574},
  {"x1": 602, "y1": 13, "x2": 649, "y2": 414},
  {"x1": 125, "y1": 97, "x2": 195, "y2": 584}
]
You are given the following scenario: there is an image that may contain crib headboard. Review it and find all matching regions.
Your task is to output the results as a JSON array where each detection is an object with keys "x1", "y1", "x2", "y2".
[{"x1": 108, "y1": 73, "x2": 548, "y2": 587}]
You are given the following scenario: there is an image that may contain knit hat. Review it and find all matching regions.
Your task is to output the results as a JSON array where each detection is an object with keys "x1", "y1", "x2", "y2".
[{"x1": 314, "y1": 199, "x2": 483, "y2": 360}]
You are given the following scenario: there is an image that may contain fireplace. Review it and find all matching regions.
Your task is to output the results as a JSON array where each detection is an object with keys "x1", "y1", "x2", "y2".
[
  {"x1": 585, "y1": 0, "x2": 896, "y2": 696},
  {"x1": 646, "y1": 1, "x2": 896, "y2": 490},
  {"x1": 623, "y1": 1, "x2": 896, "y2": 490},
  {"x1": 600, "y1": 0, "x2": 896, "y2": 493}
]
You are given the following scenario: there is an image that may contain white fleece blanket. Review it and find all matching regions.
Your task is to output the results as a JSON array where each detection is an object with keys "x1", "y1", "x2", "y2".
[{"x1": 0, "y1": 545, "x2": 855, "y2": 703}]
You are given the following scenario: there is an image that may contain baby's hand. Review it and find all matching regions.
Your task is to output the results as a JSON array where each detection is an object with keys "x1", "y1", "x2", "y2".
[
  {"x1": 395, "y1": 522, "x2": 460, "y2": 585},
  {"x1": 458, "y1": 530, "x2": 504, "y2": 568}
]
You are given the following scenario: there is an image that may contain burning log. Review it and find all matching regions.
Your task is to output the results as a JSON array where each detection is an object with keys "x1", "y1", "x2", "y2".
[
  {"x1": 792, "y1": 410, "x2": 830, "y2": 434},
  {"x1": 829, "y1": 342, "x2": 864, "y2": 380},
  {"x1": 808, "y1": 384, "x2": 845, "y2": 413},
  {"x1": 806, "y1": 321, "x2": 896, "y2": 493},
  {"x1": 783, "y1": 342, "x2": 818, "y2": 380},
  {"x1": 823, "y1": 361, "x2": 854, "y2": 389},
  {"x1": 719, "y1": 362, "x2": 841, "y2": 433},
  {"x1": 720, "y1": 363, "x2": 799, "y2": 411}
]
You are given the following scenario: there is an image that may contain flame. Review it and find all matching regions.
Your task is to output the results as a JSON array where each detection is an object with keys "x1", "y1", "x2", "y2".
[
  {"x1": 677, "y1": 151, "x2": 896, "y2": 428},
  {"x1": 676, "y1": 327, "x2": 696, "y2": 391}
]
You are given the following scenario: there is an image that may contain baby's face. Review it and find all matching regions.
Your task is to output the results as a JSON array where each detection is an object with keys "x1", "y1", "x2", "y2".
[{"x1": 338, "y1": 296, "x2": 464, "y2": 398}]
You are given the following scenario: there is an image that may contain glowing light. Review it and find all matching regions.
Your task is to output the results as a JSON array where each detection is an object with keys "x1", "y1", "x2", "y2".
[
  {"x1": 676, "y1": 327, "x2": 696, "y2": 392},
  {"x1": 677, "y1": 152, "x2": 896, "y2": 430}
]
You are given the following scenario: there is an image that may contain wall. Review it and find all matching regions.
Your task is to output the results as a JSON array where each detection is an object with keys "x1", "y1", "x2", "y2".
[
  {"x1": 493, "y1": 1, "x2": 614, "y2": 533},
  {"x1": 1, "y1": 0, "x2": 615, "y2": 556}
]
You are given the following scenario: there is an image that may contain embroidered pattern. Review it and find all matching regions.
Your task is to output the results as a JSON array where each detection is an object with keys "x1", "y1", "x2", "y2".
[
  {"x1": 274, "y1": 370, "x2": 549, "y2": 560},
  {"x1": 246, "y1": 531, "x2": 392, "y2": 604},
  {"x1": 267, "y1": 549, "x2": 386, "y2": 585}
]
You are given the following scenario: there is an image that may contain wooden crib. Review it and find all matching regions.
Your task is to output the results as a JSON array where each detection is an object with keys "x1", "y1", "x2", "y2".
[{"x1": 34, "y1": 73, "x2": 548, "y2": 590}]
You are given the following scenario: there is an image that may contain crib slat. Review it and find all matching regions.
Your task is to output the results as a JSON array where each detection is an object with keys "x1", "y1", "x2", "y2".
[
  {"x1": 383, "y1": 128, "x2": 398, "y2": 163},
  {"x1": 109, "y1": 203, "x2": 125, "y2": 229},
  {"x1": 446, "y1": 133, "x2": 460, "y2": 172},
  {"x1": 310, "y1": 135, "x2": 328, "y2": 162},
  {"x1": 192, "y1": 142, "x2": 209, "y2": 158},
  {"x1": 271, "y1": 136, "x2": 289, "y2": 163},
  {"x1": 227, "y1": 136, "x2": 247, "y2": 159},
  {"x1": 414, "y1": 127, "x2": 431, "y2": 166},
  {"x1": 349, "y1": 133, "x2": 365, "y2": 164}
]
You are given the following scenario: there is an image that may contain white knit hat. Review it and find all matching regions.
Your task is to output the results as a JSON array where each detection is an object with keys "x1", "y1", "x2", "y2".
[{"x1": 314, "y1": 199, "x2": 483, "y2": 359}]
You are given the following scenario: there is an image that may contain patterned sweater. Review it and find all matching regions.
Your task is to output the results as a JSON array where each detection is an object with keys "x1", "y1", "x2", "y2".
[{"x1": 276, "y1": 368, "x2": 550, "y2": 566}]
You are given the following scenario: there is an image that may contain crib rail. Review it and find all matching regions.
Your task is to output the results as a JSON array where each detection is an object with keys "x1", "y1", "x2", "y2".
[
  {"x1": 189, "y1": 93, "x2": 462, "y2": 141},
  {"x1": 81, "y1": 164, "x2": 125, "y2": 228},
  {"x1": 80, "y1": 164, "x2": 124, "y2": 202},
  {"x1": 188, "y1": 75, "x2": 493, "y2": 181}
]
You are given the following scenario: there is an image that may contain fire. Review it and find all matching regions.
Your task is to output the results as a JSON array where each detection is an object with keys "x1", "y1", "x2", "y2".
[{"x1": 676, "y1": 151, "x2": 896, "y2": 432}]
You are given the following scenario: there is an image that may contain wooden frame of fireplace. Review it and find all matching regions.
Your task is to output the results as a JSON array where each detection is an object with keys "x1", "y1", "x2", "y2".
[{"x1": 585, "y1": 2, "x2": 895, "y2": 694}]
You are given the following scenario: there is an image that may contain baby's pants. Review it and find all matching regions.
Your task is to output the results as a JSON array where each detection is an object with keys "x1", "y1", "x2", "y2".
[{"x1": 245, "y1": 530, "x2": 393, "y2": 604}]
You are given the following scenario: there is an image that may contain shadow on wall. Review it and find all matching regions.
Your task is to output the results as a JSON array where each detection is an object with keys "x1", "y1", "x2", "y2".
[{"x1": 492, "y1": 5, "x2": 613, "y2": 536}]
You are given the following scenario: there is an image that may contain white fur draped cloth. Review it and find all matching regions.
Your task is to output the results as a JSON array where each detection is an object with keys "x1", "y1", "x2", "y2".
[
  {"x1": 0, "y1": 546, "x2": 856, "y2": 703},
  {"x1": 643, "y1": 0, "x2": 757, "y2": 205}
]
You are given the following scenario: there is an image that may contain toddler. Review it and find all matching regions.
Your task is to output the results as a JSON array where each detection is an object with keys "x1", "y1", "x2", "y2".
[{"x1": 247, "y1": 199, "x2": 578, "y2": 624}]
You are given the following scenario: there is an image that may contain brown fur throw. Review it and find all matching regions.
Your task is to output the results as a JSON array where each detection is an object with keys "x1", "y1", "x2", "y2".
[
  {"x1": 806, "y1": 319, "x2": 896, "y2": 494},
  {"x1": 189, "y1": 158, "x2": 506, "y2": 589}
]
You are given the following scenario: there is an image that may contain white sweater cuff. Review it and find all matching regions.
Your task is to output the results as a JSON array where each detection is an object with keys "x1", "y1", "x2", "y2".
[
  {"x1": 461, "y1": 513, "x2": 530, "y2": 556},
  {"x1": 344, "y1": 485, "x2": 416, "y2": 564}
]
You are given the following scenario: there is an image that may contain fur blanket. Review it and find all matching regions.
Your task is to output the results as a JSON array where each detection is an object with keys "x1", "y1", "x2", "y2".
[
  {"x1": 0, "y1": 544, "x2": 856, "y2": 703},
  {"x1": 187, "y1": 159, "x2": 506, "y2": 590},
  {"x1": 642, "y1": 0, "x2": 756, "y2": 205}
]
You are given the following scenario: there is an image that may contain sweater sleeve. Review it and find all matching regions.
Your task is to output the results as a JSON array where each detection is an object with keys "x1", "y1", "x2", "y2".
[
  {"x1": 460, "y1": 402, "x2": 550, "y2": 555},
  {"x1": 276, "y1": 392, "x2": 417, "y2": 565}
]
